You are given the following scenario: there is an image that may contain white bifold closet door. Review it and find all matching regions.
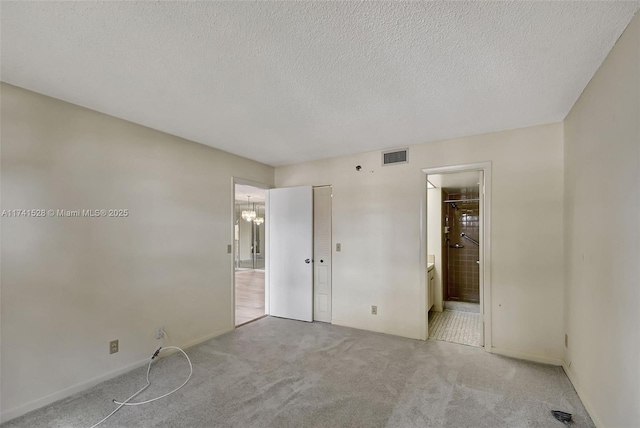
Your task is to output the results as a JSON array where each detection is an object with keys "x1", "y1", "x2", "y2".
[
  {"x1": 267, "y1": 186, "x2": 313, "y2": 322},
  {"x1": 313, "y1": 186, "x2": 332, "y2": 322}
]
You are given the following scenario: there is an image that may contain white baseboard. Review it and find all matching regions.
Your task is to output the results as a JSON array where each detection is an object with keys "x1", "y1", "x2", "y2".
[
  {"x1": 0, "y1": 357, "x2": 149, "y2": 424},
  {"x1": 491, "y1": 346, "x2": 563, "y2": 366},
  {"x1": 0, "y1": 326, "x2": 232, "y2": 424},
  {"x1": 562, "y1": 361, "x2": 602, "y2": 427},
  {"x1": 330, "y1": 318, "x2": 421, "y2": 340},
  {"x1": 180, "y1": 327, "x2": 233, "y2": 350}
]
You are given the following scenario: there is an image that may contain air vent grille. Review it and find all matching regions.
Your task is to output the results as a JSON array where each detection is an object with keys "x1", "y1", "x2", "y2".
[{"x1": 382, "y1": 149, "x2": 408, "y2": 166}]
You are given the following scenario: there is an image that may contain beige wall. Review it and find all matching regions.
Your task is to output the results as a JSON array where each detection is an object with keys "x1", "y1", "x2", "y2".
[
  {"x1": 276, "y1": 122, "x2": 565, "y2": 362},
  {"x1": 563, "y1": 12, "x2": 640, "y2": 428},
  {"x1": 0, "y1": 84, "x2": 274, "y2": 421}
]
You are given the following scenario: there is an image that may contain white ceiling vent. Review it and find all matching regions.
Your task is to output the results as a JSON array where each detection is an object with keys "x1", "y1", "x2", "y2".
[{"x1": 382, "y1": 148, "x2": 408, "y2": 166}]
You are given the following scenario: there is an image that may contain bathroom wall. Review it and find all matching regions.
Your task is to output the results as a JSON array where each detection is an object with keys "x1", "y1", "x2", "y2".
[{"x1": 443, "y1": 189, "x2": 480, "y2": 303}]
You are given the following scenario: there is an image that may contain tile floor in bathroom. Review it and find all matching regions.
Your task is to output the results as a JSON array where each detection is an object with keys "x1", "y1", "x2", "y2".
[{"x1": 428, "y1": 301, "x2": 482, "y2": 347}]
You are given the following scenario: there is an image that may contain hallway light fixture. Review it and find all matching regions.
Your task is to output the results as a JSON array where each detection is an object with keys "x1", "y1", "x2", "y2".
[
  {"x1": 254, "y1": 206, "x2": 264, "y2": 225},
  {"x1": 241, "y1": 196, "x2": 256, "y2": 222}
]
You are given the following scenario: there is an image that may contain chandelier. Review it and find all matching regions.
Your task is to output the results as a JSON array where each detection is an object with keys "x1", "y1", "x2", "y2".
[
  {"x1": 253, "y1": 203, "x2": 264, "y2": 225},
  {"x1": 241, "y1": 196, "x2": 256, "y2": 222}
]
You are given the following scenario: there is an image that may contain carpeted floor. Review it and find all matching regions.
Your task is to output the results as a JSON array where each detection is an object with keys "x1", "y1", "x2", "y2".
[{"x1": 2, "y1": 317, "x2": 593, "y2": 428}]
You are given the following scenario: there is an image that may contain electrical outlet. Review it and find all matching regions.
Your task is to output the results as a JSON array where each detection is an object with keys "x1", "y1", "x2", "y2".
[
  {"x1": 227, "y1": 244, "x2": 232, "y2": 254},
  {"x1": 156, "y1": 326, "x2": 165, "y2": 340},
  {"x1": 565, "y1": 334, "x2": 568, "y2": 348},
  {"x1": 336, "y1": 243, "x2": 341, "y2": 252},
  {"x1": 371, "y1": 305, "x2": 377, "y2": 315},
  {"x1": 110, "y1": 340, "x2": 119, "y2": 354}
]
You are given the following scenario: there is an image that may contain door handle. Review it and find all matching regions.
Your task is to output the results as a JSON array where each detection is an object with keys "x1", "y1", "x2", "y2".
[{"x1": 305, "y1": 259, "x2": 311, "y2": 264}]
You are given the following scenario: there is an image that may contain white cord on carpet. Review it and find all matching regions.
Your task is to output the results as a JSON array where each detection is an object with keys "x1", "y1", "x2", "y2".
[{"x1": 89, "y1": 346, "x2": 192, "y2": 428}]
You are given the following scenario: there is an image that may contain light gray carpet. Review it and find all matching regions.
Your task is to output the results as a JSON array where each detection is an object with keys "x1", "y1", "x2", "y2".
[
  {"x1": 429, "y1": 309, "x2": 482, "y2": 347},
  {"x1": 2, "y1": 317, "x2": 593, "y2": 427}
]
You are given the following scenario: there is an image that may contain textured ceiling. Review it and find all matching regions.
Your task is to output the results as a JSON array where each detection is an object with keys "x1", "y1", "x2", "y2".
[{"x1": 2, "y1": 1, "x2": 638, "y2": 166}]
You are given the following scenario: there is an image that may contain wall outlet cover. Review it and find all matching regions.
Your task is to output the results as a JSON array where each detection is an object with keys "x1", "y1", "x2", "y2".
[{"x1": 109, "y1": 340, "x2": 119, "y2": 354}]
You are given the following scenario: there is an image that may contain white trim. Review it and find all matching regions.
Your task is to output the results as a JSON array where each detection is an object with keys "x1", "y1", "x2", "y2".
[
  {"x1": 0, "y1": 326, "x2": 232, "y2": 424},
  {"x1": 331, "y1": 318, "x2": 421, "y2": 340},
  {"x1": 491, "y1": 347, "x2": 563, "y2": 366},
  {"x1": 265, "y1": 190, "x2": 270, "y2": 316},
  {"x1": 180, "y1": 327, "x2": 233, "y2": 349},
  {"x1": 0, "y1": 359, "x2": 149, "y2": 424},
  {"x1": 419, "y1": 174, "x2": 428, "y2": 340},
  {"x1": 562, "y1": 362, "x2": 603, "y2": 427},
  {"x1": 422, "y1": 162, "x2": 490, "y2": 176},
  {"x1": 422, "y1": 162, "x2": 492, "y2": 350}
]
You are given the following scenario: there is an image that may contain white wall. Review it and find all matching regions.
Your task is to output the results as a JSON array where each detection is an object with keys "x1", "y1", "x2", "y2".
[
  {"x1": 427, "y1": 186, "x2": 443, "y2": 311},
  {"x1": 276, "y1": 122, "x2": 565, "y2": 363},
  {"x1": 0, "y1": 84, "x2": 274, "y2": 421},
  {"x1": 563, "y1": 12, "x2": 640, "y2": 428}
]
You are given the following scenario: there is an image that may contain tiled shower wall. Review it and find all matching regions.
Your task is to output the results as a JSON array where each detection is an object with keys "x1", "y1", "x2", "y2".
[{"x1": 444, "y1": 189, "x2": 480, "y2": 303}]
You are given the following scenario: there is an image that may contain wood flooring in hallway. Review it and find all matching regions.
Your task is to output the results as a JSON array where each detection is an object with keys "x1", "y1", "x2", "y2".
[{"x1": 235, "y1": 269, "x2": 265, "y2": 326}]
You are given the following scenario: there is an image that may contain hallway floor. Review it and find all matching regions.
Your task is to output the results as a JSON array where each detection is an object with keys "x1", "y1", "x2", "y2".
[
  {"x1": 235, "y1": 269, "x2": 265, "y2": 326},
  {"x1": 429, "y1": 303, "x2": 482, "y2": 347}
]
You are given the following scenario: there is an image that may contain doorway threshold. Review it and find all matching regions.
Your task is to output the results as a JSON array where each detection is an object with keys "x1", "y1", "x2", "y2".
[
  {"x1": 236, "y1": 314, "x2": 268, "y2": 328},
  {"x1": 443, "y1": 300, "x2": 480, "y2": 313}
]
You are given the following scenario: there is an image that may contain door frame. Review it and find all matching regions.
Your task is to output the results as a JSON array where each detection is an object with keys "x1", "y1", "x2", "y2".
[
  {"x1": 231, "y1": 177, "x2": 271, "y2": 329},
  {"x1": 421, "y1": 162, "x2": 492, "y2": 351}
]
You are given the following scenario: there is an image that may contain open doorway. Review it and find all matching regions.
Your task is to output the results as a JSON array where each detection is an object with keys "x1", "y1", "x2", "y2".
[
  {"x1": 423, "y1": 163, "x2": 492, "y2": 349},
  {"x1": 234, "y1": 183, "x2": 267, "y2": 327}
]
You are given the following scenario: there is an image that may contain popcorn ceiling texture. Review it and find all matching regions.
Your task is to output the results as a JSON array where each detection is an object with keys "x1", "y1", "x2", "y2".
[{"x1": 1, "y1": 1, "x2": 638, "y2": 166}]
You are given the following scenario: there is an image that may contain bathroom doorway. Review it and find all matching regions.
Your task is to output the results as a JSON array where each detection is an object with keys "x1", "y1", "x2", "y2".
[
  {"x1": 442, "y1": 186, "x2": 480, "y2": 304},
  {"x1": 424, "y1": 164, "x2": 491, "y2": 349},
  {"x1": 234, "y1": 183, "x2": 267, "y2": 327}
]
